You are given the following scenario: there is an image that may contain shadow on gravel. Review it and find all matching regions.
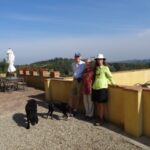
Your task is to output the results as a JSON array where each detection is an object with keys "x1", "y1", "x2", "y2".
[
  {"x1": 13, "y1": 113, "x2": 27, "y2": 128},
  {"x1": 38, "y1": 112, "x2": 64, "y2": 120},
  {"x1": 28, "y1": 93, "x2": 48, "y2": 109},
  {"x1": 29, "y1": 93, "x2": 45, "y2": 101}
]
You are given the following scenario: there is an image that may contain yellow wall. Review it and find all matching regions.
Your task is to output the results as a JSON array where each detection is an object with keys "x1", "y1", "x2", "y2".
[
  {"x1": 20, "y1": 68, "x2": 150, "y2": 89},
  {"x1": 123, "y1": 88, "x2": 142, "y2": 137},
  {"x1": 107, "y1": 86, "x2": 124, "y2": 126},
  {"x1": 142, "y1": 89, "x2": 150, "y2": 137},
  {"x1": 62, "y1": 69, "x2": 150, "y2": 86},
  {"x1": 19, "y1": 69, "x2": 150, "y2": 138},
  {"x1": 113, "y1": 69, "x2": 150, "y2": 85},
  {"x1": 0, "y1": 73, "x2": 6, "y2": 77},
  {"x1": 44, "y1": 79, "x2": 51, "y2": 101},
  {"x1": 24, "y1": 76, "x2": 49, "y2": 90},
  {"x1": 50, "y1": 79, "x2": 72, "y2": 103},
  {"x1": 44, "y1": 79, "x2": 146, "y2": 137}
]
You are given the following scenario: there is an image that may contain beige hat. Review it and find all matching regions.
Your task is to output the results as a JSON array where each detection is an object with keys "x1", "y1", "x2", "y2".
[{"x1": 95, "y1": 53, "x2": 105, "y2": 59}]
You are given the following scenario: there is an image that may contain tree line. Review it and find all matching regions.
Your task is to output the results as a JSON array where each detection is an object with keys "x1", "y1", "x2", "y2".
[
  {"x1": 19, "y1": 58, "x2": 150, "y2": 76},
  {"x1": 1, "y1": 58, "x2": 150, "y2": 76},
  {"x1": 0, "y1": 59, "x2": 8, "y2": 73}
]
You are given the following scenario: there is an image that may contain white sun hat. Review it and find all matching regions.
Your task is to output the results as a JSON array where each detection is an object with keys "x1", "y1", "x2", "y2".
[{"x1": 95, "y1": 53, "x2": 105, "y2": 59}]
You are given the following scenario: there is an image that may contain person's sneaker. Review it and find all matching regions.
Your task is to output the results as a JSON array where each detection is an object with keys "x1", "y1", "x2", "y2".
[
  {"x1": 94, "y1": 122, "x2": 101, "y2": 126},
  {"x1": 94, "y1": 119, "x2": 104, "y2": 126}
]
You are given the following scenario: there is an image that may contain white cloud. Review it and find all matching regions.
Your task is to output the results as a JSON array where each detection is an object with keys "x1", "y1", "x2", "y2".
[{"x1": 137, "y1": 28, "x2": 150, "y2": 37}]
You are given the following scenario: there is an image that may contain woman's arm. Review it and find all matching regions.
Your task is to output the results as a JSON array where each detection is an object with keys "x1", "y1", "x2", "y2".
[{"x1": 105, "y1": 66, "x2": 115, "y2": 85}]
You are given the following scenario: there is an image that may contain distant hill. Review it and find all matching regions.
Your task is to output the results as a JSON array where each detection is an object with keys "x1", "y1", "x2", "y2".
[
  {"x1": 30, "y1": 58, "x2": 74, "y2": 76},
  {"x1": 112, "y1": 59, "x2": 150, "y2": 64},
  {"x1": 109, "y1": 59, "x2": 150, "y2": 72},
  {"x1": 16, "y1": 58, "x2": 150, "y2": 76}
]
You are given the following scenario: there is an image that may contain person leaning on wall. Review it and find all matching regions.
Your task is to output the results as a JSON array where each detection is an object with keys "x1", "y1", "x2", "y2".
[
  {"x1": 92, "y1": 53, "x2": 115, "y2": 126},
  {"x1": 69, "y1": 52, "x2": 85, "y2": 116},
  {"x1": 81, "y1": 58, "x2": 94, "y2": 120}
]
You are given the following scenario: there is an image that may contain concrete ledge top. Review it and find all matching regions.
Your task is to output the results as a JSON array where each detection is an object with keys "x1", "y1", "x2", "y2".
[
  {"x1": 109, "y1": 85, "x2": 143, "y2": 92},
  {"x1": 123, "y1": 86, "x2": 142, "y2": 92},
  {"x1": 112, "y1": 68, "x2": 150, "y2": 74},
  {"x1": 45, "y1": 77, "x2": 73, "y2": 82}
]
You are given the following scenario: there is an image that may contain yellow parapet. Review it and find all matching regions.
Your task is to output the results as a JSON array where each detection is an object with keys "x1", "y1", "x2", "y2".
[
  {"x1": 24, "y1": 76, "x2": 46, "y2": 90},
  {"x1": 123, "y1": 87, "x2": 143, "y2": 137},
  {"x1": 50, "y1": 79, "x2": 72, "y2": 103},
  {"x1": 44, "y1": 79, "x2": 51, "y2": 101},
  {"x1": 113, "y1": 69, "x2": 150, "y2": 86},
  {"x1": 44, "y1": 77, "x2": 150, "y2": 137},
  {"x1": 0, "y1": 73, "x2": 6, "y2": 77},
  {"x1": 142, "y1": 89, "x2": 150, "y2": 137},
  {"x1": 21, "y1": 68, "x2": 150, "y2": 91},
  {"x1": 44, "y1": 78, "x2": 85, "y2": 111},
  {"x1": 45, "y1": 78, "x2": 73, "y2": 103},
  {"x1": 107, "y1": 85, "x2": 124, "y2": 127}
]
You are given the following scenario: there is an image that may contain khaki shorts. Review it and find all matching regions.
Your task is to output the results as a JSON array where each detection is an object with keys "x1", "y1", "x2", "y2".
[{"x1": 72, "y1": 79, "x2": 82, "y2": 97}]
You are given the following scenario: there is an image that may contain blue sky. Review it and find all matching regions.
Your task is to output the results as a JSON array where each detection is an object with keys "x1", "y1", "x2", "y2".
[{"x1": 0, "y1": 0, "x2": 150, "y2": 64}]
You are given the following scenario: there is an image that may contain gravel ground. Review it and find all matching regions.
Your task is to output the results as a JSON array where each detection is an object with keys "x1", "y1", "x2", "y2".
[{"x1": 0, "y1": 88, "x2": 146, "y2": 150}]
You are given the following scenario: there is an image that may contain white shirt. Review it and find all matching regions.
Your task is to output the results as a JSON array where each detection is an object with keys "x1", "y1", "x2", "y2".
[{"x1": 72, "y1": 60, "x2": 85, "y2": 79}]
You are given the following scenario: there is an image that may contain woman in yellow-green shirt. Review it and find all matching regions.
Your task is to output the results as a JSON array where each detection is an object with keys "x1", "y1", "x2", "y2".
[{"x1": 92, "y1": 53, "x2": 114, "y2": 126}]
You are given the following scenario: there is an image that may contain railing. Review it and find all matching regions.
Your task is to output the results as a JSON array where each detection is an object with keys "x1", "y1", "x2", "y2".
[{"x1": 0, "y1": 77, "x2": 25, "y2": 92}]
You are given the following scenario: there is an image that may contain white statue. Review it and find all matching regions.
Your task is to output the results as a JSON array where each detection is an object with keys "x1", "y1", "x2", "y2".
[{"x1": 6, "y1": 48, "x2": 16, "y2": 73}]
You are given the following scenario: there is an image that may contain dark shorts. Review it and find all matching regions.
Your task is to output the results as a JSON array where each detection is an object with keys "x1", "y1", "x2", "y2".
[{"x1": 92, "y1": 88, "x2": 108, "y2": 103}]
